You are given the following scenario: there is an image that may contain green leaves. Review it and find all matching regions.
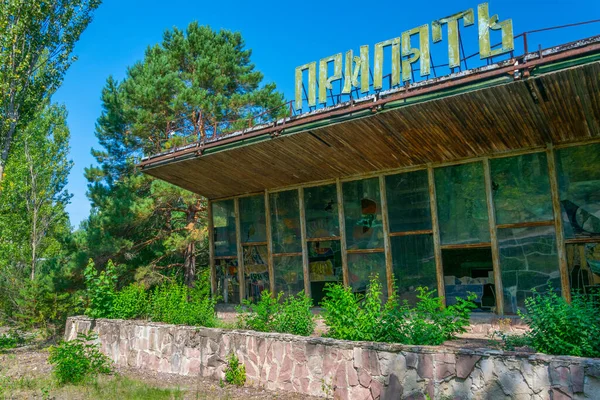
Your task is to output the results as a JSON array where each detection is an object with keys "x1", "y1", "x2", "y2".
[
  {"x1": 84, "y1": 259, "x2": 117, "y2": 319},
  {"x1": 321, "y1": 276, "x2": 477, "y2": 345}
]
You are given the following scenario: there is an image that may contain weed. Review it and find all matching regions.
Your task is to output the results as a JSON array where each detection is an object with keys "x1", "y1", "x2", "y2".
[{"x1": 223, "y1": 352, "x2": 246, "y2": 387}]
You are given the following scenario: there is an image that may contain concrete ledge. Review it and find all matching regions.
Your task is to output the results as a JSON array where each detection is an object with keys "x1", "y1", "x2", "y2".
[{"x1": 65, "y1": 316, "x2": 600, "y2": 399}]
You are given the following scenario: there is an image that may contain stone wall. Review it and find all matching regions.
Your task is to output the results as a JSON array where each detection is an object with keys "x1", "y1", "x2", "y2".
[{"x1": 65, "y1": 316, "x2": 600, "y2": 399}]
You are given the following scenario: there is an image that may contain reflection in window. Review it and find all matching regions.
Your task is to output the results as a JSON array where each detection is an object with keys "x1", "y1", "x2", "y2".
[
  {"x1": 270, "y1": 190, "x2": 302, "y2": 254},
  {"x1": 243, "y1": 246, "x2": 269, "y2": 303},
  {"x1": 499, "y1": 225, "x2": 561, "y2": 314},
  {"x1": 391, "y1": 234, "x2": 436, "y2": 305},
  {"x1": 309, "y1": 240, "x2": 343, "y2": 304},
  {"x1": 239, "y1": 195, "x2": 266, "y2": 243},
  {"x1": 305, "y1": 184, "x2": 339, "y2": 238},
  {"x1": 343, "y1": 178, "x2": 383, "y2": 250},
  {"x1": 216, "y1": 258, "x2": 240, "y2": 304},
  {"x1": 386, "y1": 170, "x2": 432, "y2": 233},
  {"x1": 273, "y1": 256, "x2": 304, "y2": 298},
  {"x1": 435, "y1": 163, "x2": 490, "y2": 245},
  {"x1": 567, "y1": 243, "x2": 600, "y2": 294},
  {"x1": 213, "y1": 200, "x2": 236, "y2": 257},
  {"x1": 556, "y1": 143, "x2": 600, "y2": 239},
  {"x1": 491, "y1": 152, "x2": 553, "y2": 224},
  {"x1": 347, "y1": 252, "x2": 387, "y2": 298}
]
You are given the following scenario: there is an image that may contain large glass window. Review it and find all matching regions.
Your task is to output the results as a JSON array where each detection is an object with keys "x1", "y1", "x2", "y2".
[
  {"x1": 391, "y1": 234, "x2": 436, "y2": 305},
  {"x1": 435, "y1": 162, "x2": 490, "y2": 245},
  {"x1": 556, "y1": 143, "x2": 600, "y2": 239},
  {"x1": 347, "y1": 252, "x2": 387, "y2": 297},
  {"x1": 442, "y1": 248, "x2": 495, "y2": 310},
  {"x1": 386, "y1": 170, "x2": 431, "y2": 232},
  {"x1": 243, "y1": 245, "x2": 269, "y2": 302},
  {"x1": 491, "y1": 152, "x2": 553, "y2": 224},
  {"x1": 567, "y1": 243, "x2": 600, "y2": 294},
  {"x1": 270, "y1": 190, "x2": 302, "y2": 254},
  {"x1": 499, "y1": 225, "x2": 561, "y2": 314},
  {"x1": 304, "y1": 184, "x2": 339, "y2": 238},
  {"x1": 239, "y1": 195, "x2": 266, "y2": 243},
  {"x1": 273, "y1": 256, "x2": 304, "y2": 298},
  {"x1": 343, "y1": 178, "x2": 384, "y2": 250},
  {"x1": 213, "y1": 200, "x2": 236, "y2": 257},
  {"x1": 216, "y1": 259, "x2": 240, "y2": 304},
  {"x1": 309, "y1": 240, "x2": 343, "y2": 304}
]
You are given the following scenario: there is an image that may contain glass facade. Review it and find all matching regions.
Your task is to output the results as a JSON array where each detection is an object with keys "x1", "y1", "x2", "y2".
[
  {"x1": 213, "y1": 200, "x2": 236, "y2": 257},
  {"x1": 270, "y1": 190, "x2": 302, "y2": 254},
  {"x1": 210, "y1": 145, "x2": 599, "y2": 311},
  {"x1": 343, "y1": 178, "x2": 384, "y2": 250},
  {"x1": 435, "y1": 162, "x2": 490, "y2": 245}
]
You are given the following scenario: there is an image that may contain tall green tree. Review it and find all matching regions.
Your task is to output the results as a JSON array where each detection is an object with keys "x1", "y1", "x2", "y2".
[
  {"x1": 0, "y1": 103, "x2": 72, "y2": 279},
  {"x1": 83, "y1": 23, "x2": 285, "y2": 286},
  {"x1": 0, "y1": 0, "x2": 100, "y2": 184}
]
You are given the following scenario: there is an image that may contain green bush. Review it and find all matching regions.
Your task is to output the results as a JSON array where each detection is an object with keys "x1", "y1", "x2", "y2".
[
  {"x1": 517, "y1": 288, "x2": 600, "y2": 357},
  {"x1": 149, "y1": 281, "x2": 217, "y2": 327},
  {"x1": 111, "y1": 283, "x2": 148, "y2": 320},
  {"x1": 84, "y1": 259, "x2": 117, "y2": 319},
  {"x1": 321, "y1": 275, "x2": 477, "y2": 345},
  {"x1": 0, "y1": 330, "x2": 27, "y2": 351},
  {"x1": 237, "y1": 290, "x2": 315, "y2": 336},
  {"x1": 48, "y1": 333, "x2": 112, "y2": 385},
  {"x1": 224, "y1": 352, "x2": 246, "y2": 387}
]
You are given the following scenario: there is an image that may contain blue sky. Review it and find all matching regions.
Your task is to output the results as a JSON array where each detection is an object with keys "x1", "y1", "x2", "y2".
[{"x1": 52, "y1": 0, "x2": 599, "y2": 228}]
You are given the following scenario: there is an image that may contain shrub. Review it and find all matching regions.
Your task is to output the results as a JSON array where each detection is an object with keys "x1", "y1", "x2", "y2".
[
  {"x1": 237, "y1": 290, "x2": 315, "y2": 336},
  {"x1": 321, "y1": 275, "x2": 477, "y2": 345},
  {"x1": 224, "y1": 352, "x2": 246, "y2": 386},
  {"x1": 48, "y1": 333, "x2": 112, "y2": 385},
  {"x1": 84, "y1": 259, "x2": 117, "y2": 319},
  {"x1": 111, "y1": 283, "x2": 148, "y2": 320},
  {"x1": 517, "y1": 288, "x2": 600, "y2": 357},
  {"x1": 149, "y1": 281, "x2": 217, "y2": 327},
  {"x1": 0, "y1": 330, "x2": 27, "y2": 351}
]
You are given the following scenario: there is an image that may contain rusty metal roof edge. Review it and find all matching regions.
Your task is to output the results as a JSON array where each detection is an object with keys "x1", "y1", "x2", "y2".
[{"x1": 139, "y1": 35, "x2": 600, "y2": 170}]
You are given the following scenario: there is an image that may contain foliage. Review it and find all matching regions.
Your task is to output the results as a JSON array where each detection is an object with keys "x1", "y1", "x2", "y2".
[
  {"x1": 517, "y1": 288, "x2": 600, "y2": 357},
  {"x1": 494, "y1": 331, "x2": 534, "y2": 351},
  {"x1": 0, "y1": 330, "x2": 27, "y2": 351},
  {"x1": 0, "y1": 0, "x2": 100, "y2": 180},
  {"x1": 223, "y1": 352, "x2": 246, "y2": 387},
  {"x1": 148, "y1": 279, "x2": 217, "y2": 327},
  {"x1": 84, "y1": 259, "x2": 117, "y2": 319},
  {"x1": 237, "y1": 290, "x2": 315, "y2": 336},
  {"x1": 82, "y1": 23, "x2": 285, "y2": 286},
  {"x1": 111, "y1": 283, "x2": 148, "y2": 320},
  {"x1": 48, "y1": 333, "x2": 112, "y2": 385},
  {"x1": 321, "y1": 276, "x2": 477, "y2": 345}
]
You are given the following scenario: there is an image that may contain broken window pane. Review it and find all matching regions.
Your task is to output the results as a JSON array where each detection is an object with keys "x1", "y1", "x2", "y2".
[
  {"x1": 216, "y1": 258, "x2": 240, "y2": 304},
  {"x1": 386, "y1": 170, "x2": 432, "y2": 233},
  {"x1": 213, "y1": 200, "x2": 237, "y2": 257},
  {"x1": 304, "y1": 184, "x2": 339, "y2": 238},
  {"x1": 309, "y1": 240, "x2": 343, "y2": 304},
  {"x1": 499, "y1": 225, "x2": 561, "y2": 314},
  {"x1": 270, "y1": 190, "x2": 302, "y2": 254},
  {"x1": 239, "y1": 195, "x2": 266, "y2": 243},
  {"x1": 556, "y1": 143, "x2": 600, "y2": 239},
  {"x1": 491, "y1": 152, "x2": 553, "y2": 224},
  {"x1": 347, "y1": 252, "x2": 387, "y2": 298},
  {"x1": 243, "y1": 245, "x2": 269, "y2": 302},
  {"x1": 435, "y1": 162, "x2": 490, "y2": 245},
  {"x1": 391, "y1": 234, "x2": 436, "y2": 305},
  {"x1": 566, "y1": 243, "x2": 600, "y2": 294},
  {"x1": 273, "y1": 255, "x2": 304, "y2": 298},
  {"x1": 343, "y1": 178, "x2": 384, "y2": 250}
]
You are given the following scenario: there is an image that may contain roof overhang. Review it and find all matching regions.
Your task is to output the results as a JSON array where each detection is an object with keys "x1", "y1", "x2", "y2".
[{"x1": 141, "y1": 36, "x2": 600, "y2": 200}]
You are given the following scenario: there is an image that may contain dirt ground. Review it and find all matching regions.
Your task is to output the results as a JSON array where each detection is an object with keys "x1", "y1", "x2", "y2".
[{"x1": 0, "y1": 347, "x2": 322, "y2": 400}]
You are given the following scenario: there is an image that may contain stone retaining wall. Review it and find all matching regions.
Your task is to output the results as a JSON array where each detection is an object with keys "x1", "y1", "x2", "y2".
[{"x1": 65, "y1": 316, "x2": 600, "y2": 399}]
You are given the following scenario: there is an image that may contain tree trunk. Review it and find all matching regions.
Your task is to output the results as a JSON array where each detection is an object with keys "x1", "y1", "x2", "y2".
[{"x1": 183, "y1": 206, "x2": 197, "y2": 287}]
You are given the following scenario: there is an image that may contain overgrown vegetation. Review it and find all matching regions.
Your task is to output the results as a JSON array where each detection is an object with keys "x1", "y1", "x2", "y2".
[
  {"x1": 48, "y1": 333, "x2": 113, "y2": 385},
  {"x1": 223, "y1": 352, "x2": 246, "y2": 387},
  {"x1": 497, "y1": 288, "x2": 600, "y2": 357},
  {"x1": 236, "y1": 290, "x2": 315, "y2": 336},
  {"x1": 321, "y1": 275, "x2": 477, "y2": 345},
  {"x1": 0, "y1": 330, "x2": 27, "y2": 351}
]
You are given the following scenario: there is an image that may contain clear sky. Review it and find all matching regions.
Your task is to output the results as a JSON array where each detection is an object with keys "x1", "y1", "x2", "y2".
[{"x1": 52, "y1": 0, "x2": 600, "y2": 228}]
